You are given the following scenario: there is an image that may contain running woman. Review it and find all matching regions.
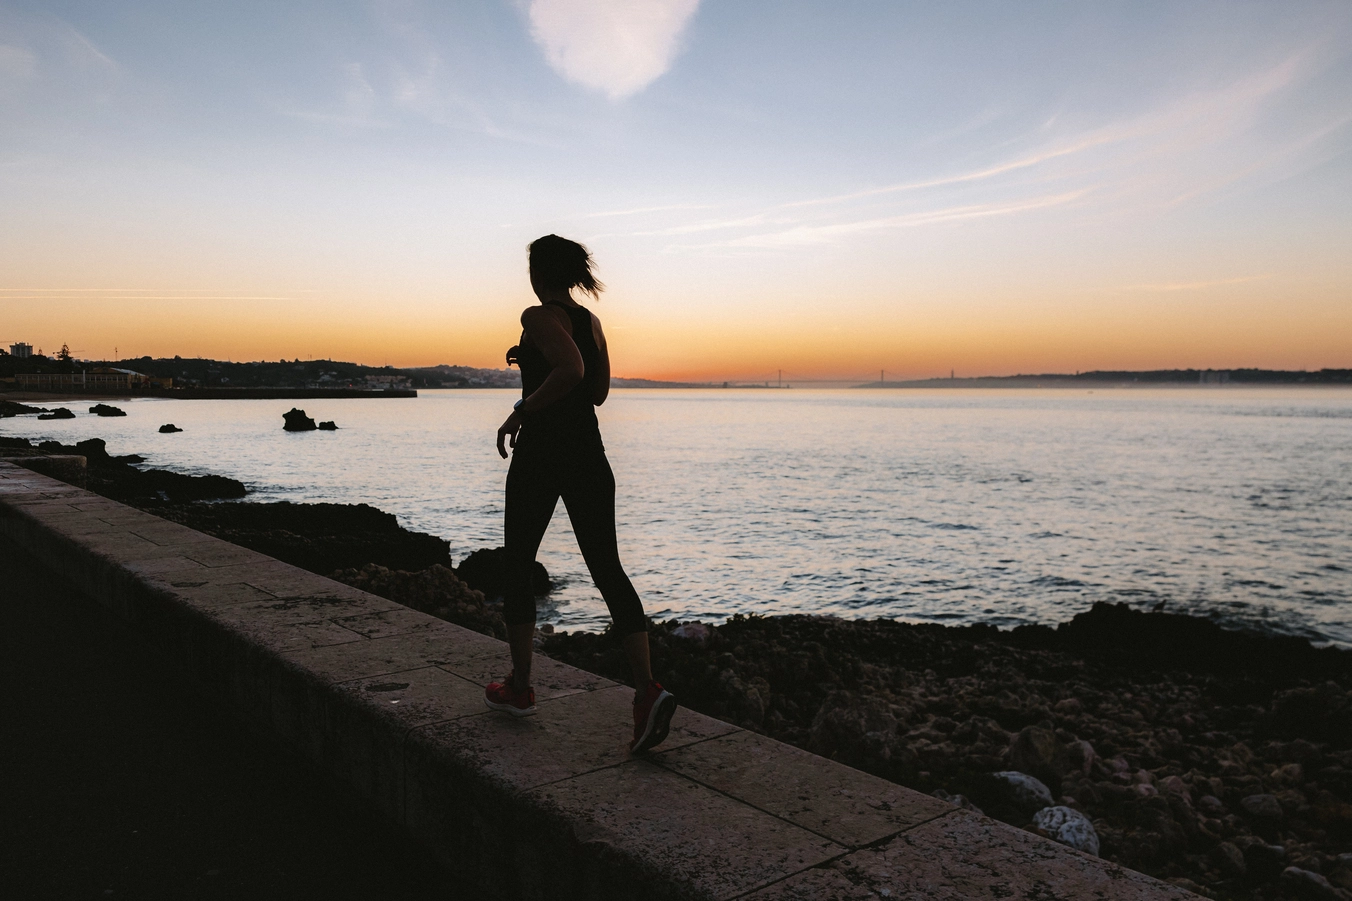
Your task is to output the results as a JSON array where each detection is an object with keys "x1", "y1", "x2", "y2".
[{"x1": 485, "y1": 234, "x2": 677, "y2": 754}]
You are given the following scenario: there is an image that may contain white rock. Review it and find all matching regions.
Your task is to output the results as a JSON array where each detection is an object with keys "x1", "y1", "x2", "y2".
[
  {"x1": 1033, "y1": 805, "x2": 1100, "y2": 857},
  {"x1": 992, "y1": 771, "x2": 1054, "y2": 814},
  {"x1": 671, "y1": 622, "x2": 713, "y2": 646}
]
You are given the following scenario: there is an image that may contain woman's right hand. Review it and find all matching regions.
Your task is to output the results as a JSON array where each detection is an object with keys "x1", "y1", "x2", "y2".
[{"x1": 497, "y1": 410, "x2": 523, "y2": 459}]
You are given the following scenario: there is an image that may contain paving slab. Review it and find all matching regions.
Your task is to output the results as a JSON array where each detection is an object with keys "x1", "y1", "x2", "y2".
[
  {"x1": 652, "y1": 729, "x2": 952, "y2": 848},
  {"x1": 438, "y1": 650, "x2": 617, "y2": 700},
  {"x1": 179, "y1": 540, "x2": 277, "y2": 568},
  {"x1": 527, "y1": 759, "x2": 844, "y2": 900},
  {"x1": 746, "y1": 809, "x2": 1201, "y2": 900},
  {"x1": 126, "y1": 522, "x2": 222, "y2": 546},
  {"x1": 411, "y1": 684, "x2": 736, "y2": 795},
  {"x1": 335, "y1": 605, "x2": 464, "y2": 641},
  {"x1": 286, "y1": 620, "x2": 505, "y2": 684}
]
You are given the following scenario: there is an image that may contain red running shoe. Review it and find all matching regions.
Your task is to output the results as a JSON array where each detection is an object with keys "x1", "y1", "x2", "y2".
[
  {"x1": 484, "y1": 674, "x2": 536, "y2": 717},
  {"x1": 630, "y1": 681, "x2": 677, "y2": 754}
]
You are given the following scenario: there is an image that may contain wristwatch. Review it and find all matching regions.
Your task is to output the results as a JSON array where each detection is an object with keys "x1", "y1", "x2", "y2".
[{"x1": 513, "y1": 398, "x2": 524, "y2": 411}]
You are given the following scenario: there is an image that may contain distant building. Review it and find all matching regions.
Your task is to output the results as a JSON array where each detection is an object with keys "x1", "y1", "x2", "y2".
[
  {"x1": 17, "y1": 368, "x2": 172, "y2": 392},
  {"x1": 10, "y1": 342, "x2": 32, "y2": 359}
]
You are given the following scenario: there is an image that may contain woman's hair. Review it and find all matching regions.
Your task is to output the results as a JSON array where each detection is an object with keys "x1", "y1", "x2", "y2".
[{"x1": 528, "y1": 234, "x2": 604, "y2": 298}]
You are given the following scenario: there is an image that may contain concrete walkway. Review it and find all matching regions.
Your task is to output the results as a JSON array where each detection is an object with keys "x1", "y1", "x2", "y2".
[{"x1": 0, "y1": 461, "x2": 1199, "y2": 900}]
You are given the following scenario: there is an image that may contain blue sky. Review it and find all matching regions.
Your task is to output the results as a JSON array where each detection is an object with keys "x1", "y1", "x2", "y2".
[{"x1": 2, "y1": 1, "x2": 1350, "y2": 378}]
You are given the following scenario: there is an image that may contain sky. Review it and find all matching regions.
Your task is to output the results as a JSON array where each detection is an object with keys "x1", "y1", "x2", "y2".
[{"x1": 1, "y1": 1, "x2": 1350, "y2": 381}]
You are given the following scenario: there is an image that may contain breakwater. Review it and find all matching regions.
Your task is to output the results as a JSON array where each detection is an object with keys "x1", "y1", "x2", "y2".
[{"x1": 0, "y1": 461, "x2": 1196, "y2": 900}]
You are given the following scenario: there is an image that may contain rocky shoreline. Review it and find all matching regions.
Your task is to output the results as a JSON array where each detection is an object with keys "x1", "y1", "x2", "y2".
[{"x1": 4, "y1": 433, "x2": 1350, "y2": 899}]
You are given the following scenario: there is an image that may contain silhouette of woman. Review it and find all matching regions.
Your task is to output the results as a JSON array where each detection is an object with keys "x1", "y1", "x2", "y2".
[{"x1": 485, "y1": 234, "x2": 677, "y2": 754}]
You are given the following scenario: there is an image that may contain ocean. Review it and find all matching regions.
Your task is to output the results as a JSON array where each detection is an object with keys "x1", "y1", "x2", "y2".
[{"x1": 5, "y1": 387, "x2": 1350, "y2": 645}]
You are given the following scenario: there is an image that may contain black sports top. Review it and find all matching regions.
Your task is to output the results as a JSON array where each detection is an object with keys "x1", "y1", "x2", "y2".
[{"x1": 507, "y1": 302, "x2": 600, "y2": 435}]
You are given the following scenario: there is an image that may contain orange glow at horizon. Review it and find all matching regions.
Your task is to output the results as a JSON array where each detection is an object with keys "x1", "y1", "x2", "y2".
[{"x1": 6, "y1": 275, "x2": 1350, "y2": 383}]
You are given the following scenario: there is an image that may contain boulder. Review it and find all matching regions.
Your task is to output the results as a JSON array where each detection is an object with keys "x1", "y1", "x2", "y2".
[
  {"x1": 978, "y1": 771, "x2": 1055, "y2": 820},
  {"x1": 808, "y1": 690, "x2": 908, "y2": 772},
  {"x1": 1281, "y1": 867, "x2": 1343, "y2": 901},
  {"x1": 931, "y1": 789, "x2": 983, "y2": 815},
  {"x1": 1241, "y1": 793, "x2": 1284, "y2": 821},
  {"x1": 1210, "y1": 841, "x2": 1247, "y2": 879},
  {"x1": 318, "y1": 420, "x2": 338, "y2": 430},
  {"x1": 37, "y1": 407, "x2": 76, "y2": 420},
  {"x1": 282, "y1": 408, "x2": 317, "y2": 431},
  {"x1": 456, "y1": 547, "x2": 551, "y2": 599},
  {"x1": 671, "y1": 622, "x2": 713, "y2": 646},
  {"x1": 1032, "y1": 805, "x2": 1100, "y2": 856},
  {"x1": 89, "y1": 403, "x2": 126, "y2": 417},
  {"x1": 1008, "y1": 725, "x2": 1067, "y2": 792},
  {"x1": 158, "y1": 423, "x2": 183, "y2": 433},
  {"x1": 1064, "y1": 739, "x2": 1096, "y2": 777}
]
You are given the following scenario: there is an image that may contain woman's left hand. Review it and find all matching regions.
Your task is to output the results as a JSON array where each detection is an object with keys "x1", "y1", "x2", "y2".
[{"x1": 497, "y1": 410, "x2": 523, "y2": 459}]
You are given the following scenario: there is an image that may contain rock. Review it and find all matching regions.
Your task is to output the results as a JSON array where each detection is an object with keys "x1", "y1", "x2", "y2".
[
  {"x1": 1244, "y1": 841, "x2": 1288, "y2": 883},
  {"x1": 89, "y1": 404, "x2": 126, "y2": 417},
  {"x1": 1282, "y1": 867, "x2": 1343, "y2": 901},
  {"x1": 163, "y1": 501, "x2": 449, "y2": 574},
  {"x1": 282, "y1": 408, "x2": 317, "y2": 431},
  {"x1": 1211, "y1": 841, "x2": 1247, "y2": 879},
  {"x1": 1053, "y1": 697, "x2": 1082, "y2": 715},
  {"x1": 981, "y1": 771, "x2": 1055, "y2": 819},
  {"x1": 671, "y1": 622, "x2": 713, "y2": 646},
  {"x1": 456, "y1": 547, "x2": 551, "y2": 598},
  {"x1": 37, "y1": 407, "x2": 76, "y2": 420},
  {"x1": 158, "y1": 423, "x2": 183, "y2": 433},
  {"x1": 331, "y1": 563, "x2": 502, "y2": 639},
  {"x1": 1241, "y1": 793, "x2": 1284, "y2": 820},
  {"x1": 0, "y1": 401, "x2": 49, "y2": 416},
  {"x1": 1008, "y1": 725, "x2": 1066, "y2": 792},
  {"x1": 1197, "y1": 794, "x2": 1225, "y2": 816},
  {"x1": 1032, "y1": 805, "x2": 1100, "y2": 856},
  {"x1": 808, "y1": 691, "x2": 905, "y2": 772},
  {"x1": 318, "y1": 421, "x2": 337, "y2": 430},
  {"x1": 931, "y1": 789, "x2": 983, "y2": 815},
  {"x1": 1064, "y1": 739, "x2": 1096, "y2": 776}
]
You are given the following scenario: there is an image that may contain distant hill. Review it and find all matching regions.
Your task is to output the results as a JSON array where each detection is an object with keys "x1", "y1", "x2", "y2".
[
  {"x1": 0, "y1": 353, "x2": 692, "y2": 390},
  {"x1": 857, "y1": 368, "x2": 1352, "y2": 388}
]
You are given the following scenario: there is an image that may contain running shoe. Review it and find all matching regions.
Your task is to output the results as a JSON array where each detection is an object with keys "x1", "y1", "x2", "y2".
[
  {"x1": 484, "y1": 674, "x2": 536, "y2": 717},
  {"x1": 630, "y1": 680, "x2": 677, "y2": 754}
]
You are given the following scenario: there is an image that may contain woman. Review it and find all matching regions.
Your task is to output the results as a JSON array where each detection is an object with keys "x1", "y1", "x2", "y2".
[{"x1": 485, "y1": 234, "x2": 677, "y2": 754}]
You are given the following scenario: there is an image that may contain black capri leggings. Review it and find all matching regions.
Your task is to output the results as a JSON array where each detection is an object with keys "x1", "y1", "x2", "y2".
[{"x1": 503, "y1": 427, "x2": 647, "y2": 636}]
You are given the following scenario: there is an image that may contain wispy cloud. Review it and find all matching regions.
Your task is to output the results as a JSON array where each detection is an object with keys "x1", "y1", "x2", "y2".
[
  {"x1": 528, "y1": 0, "x2": 700, "y2": 100},
  {"x1": 716, "y1": 191, "x2": 1088, "y2": 248}
]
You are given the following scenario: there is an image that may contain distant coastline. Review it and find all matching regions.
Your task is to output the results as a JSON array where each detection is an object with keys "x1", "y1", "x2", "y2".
[{"x1": 4, "y1": 350, "x2": 1350, "y2": 396}]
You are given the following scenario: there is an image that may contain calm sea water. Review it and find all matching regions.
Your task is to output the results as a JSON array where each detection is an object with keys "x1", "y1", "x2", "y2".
[{"x1": 6, "y1": 388, "x2": 1350, "y2": 645}]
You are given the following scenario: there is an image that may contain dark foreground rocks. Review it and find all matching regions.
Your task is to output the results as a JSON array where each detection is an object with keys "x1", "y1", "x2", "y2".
[
  {"x1": 159, "y1": 501, "x2": 452, "y2": 575},
  {"x1": 38, "y1": 407, "x2": 76, "y2": 420},
  {"x1": 89, "y1": 403, "x2": 126, "y2": 416},
  {"x1": 542, "y1": 609, "x2": 1352, "y2": 900},
  {"x1": 330, "y1": 563, "x2": 505, "y2": 639},
  {"x1": 0, "y1": 436, "x2": 244, "y2": 503}
]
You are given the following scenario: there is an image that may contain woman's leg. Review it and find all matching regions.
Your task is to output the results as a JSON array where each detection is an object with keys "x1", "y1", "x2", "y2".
[
  {"x1": 503, "y1": 445, "x2": 559, "y2": 691},
  {"x1": 559, "y1": 445, "x2": 651, "y2": 691}
]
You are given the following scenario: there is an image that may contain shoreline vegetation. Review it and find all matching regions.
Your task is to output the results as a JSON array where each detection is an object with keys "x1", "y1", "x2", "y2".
[{"x1": 2, "y1": 432, "x2": 1350, "y2": 900}]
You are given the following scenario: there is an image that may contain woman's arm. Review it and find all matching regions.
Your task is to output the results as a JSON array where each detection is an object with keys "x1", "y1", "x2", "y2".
[{"x1": 591, "y1": 313, "x2": 610, "y2": 406}]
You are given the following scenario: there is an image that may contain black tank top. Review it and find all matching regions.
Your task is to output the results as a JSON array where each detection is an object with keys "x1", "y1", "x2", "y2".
[{"x1": 507, "y1": 302, "x2": 600, "y2": 435}]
